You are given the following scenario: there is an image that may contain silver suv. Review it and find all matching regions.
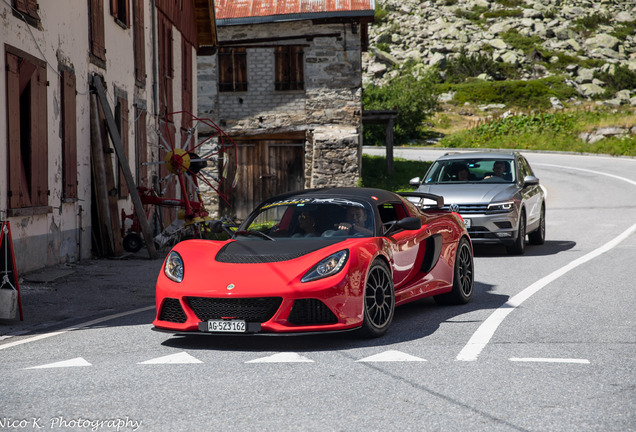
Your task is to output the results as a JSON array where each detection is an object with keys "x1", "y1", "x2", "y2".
[{"x1": 408, "y1": 151, "x2": 545, "y2": 254}]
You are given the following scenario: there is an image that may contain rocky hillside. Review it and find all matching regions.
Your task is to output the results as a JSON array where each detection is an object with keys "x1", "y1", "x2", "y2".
[{"x1": 363, "y1": 0, "x2": 636, "y2": 107}]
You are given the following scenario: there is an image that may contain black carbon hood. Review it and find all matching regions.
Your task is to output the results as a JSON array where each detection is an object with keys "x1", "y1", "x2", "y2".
[{"x1": 215, "y1": 239, "x2": 345, "y2": 263}]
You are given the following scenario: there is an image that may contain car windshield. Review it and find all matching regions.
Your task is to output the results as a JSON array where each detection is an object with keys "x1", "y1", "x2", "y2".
[
  {"x1": 424, "y1": 159, "x2": 515, "y2": 184},
  {"x1": 239, "y1": 197, "x2": 375, "y2": 240}
]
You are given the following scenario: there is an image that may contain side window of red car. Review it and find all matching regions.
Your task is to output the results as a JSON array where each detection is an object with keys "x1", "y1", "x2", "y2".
[{"x1": 378, "y1": 202, "x2": 408, "y2": 224}]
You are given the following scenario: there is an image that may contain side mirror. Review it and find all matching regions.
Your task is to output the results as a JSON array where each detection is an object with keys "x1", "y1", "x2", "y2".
[
  {"x1": 409, "y1": 177, "x2": 421, "y2": 186},
  {"x1": 396, "y1": 217, "x2": 422, "y2": 231},
  {"x1": 523, "y1": 175, "x2": 539, "y2": 186}
]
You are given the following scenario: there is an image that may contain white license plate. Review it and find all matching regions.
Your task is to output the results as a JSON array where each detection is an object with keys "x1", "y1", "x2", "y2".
[
  {"x1": 463, "y1": 218, "x2": 472, "y2": 228},
  {"x1": 207, "y1": 320, "x2": 246, "y2": 333}
]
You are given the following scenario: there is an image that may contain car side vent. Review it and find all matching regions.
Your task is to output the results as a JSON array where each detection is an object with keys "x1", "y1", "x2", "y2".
[
  {"x1": 159, "y1": 298, "x2": 187, "y2": 323},
  {"x1": 421, "y1": 234, "x2": 443, "y2": 274},
  {"x1": 288, "y1": 299, "x2": 338, "y2": 326}
]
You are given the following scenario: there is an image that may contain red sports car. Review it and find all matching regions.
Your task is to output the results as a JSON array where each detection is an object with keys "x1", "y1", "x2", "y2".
[{"x1": 153, "y1": 187, "x2": 474, "y2": 337}]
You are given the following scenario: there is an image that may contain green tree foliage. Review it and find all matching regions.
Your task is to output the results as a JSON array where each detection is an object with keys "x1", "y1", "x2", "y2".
[{"x1": 362, "y1": 69, "x2": 439, "y2": 146}]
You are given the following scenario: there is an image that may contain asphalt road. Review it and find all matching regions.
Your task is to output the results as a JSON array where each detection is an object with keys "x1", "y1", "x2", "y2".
[{"x1": 1, "y1": 148, "x2": 635, "y2": 432}]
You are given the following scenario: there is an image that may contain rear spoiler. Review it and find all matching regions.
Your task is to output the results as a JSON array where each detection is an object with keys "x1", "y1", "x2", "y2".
[{"x1": 399, "y1": 192, "x2": 444, "y2": 210}]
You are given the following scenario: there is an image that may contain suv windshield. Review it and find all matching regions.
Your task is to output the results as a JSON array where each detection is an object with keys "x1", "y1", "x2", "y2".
[
  {"x1": 424, "y1": 159, "x2": 515, "y2": 184},
  {"x1": 241, "y1": 197, "x2": 375, "y2": 239}
]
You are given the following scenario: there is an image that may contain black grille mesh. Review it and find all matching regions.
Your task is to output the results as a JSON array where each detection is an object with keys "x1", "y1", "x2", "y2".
[
  {"x1": 288, "y1": 299, "x2": 338, "y2": 326},
  {"x1": 186, "y1": 297, "x2": 283, "y2": 322},
  {"x1": 158, "y1": 298, "x2": 187, "y2": 323}
]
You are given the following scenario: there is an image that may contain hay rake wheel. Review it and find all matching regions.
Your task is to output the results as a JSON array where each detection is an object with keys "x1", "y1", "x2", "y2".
[{"x1": 122, "y1": 111, "x2": 238, "y2": 251}]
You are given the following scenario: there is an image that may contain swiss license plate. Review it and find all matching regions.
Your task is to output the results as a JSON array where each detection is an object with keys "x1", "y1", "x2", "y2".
[
  {"x1": 207, "y1": 320, "x2": 246, "y2": 333},
  {"x1": 463, "y1": 218, "x2": 472, "y2": 228}
]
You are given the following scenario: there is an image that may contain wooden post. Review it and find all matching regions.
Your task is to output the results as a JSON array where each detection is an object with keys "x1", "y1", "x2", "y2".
[
  {"x1": 386, "y1": 117, "x2": 394, "y2": 175},
  {"x1": 91, "y1": 75, "x2": 158, "y2": 260},
  {"x1": 90, "y1": 94, "x2": 114, "y2": 256}
]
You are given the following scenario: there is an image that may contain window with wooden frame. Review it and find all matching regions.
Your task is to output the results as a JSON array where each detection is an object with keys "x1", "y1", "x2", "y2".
[
  {"x1": 275, "y1": 46, "x2": 304, "y2": 91},
  {"x1": 218, "y1": 47, "x2": 247, "y2": 92},
  {"x1": 89, "y1": 0, "x2": 106, "y2": 64},
  {"x1": 110, "y1": 0, "x2": 130, "y2": 28},
  {"x1": 11, "y1": 0, "x2": 40, "y2": 26},
  {"x1": 132, "y1": 0, "x2": 145, "y2": 87},
  {"x1": 5, "y1": 46, "x2": 49, "y2": 213},
  {"x1": 114, "y1": 89, "x2": 130, "y2": 198},
  {"x1": 61, "y1": 68, "x2": 78, "y2": 200}
]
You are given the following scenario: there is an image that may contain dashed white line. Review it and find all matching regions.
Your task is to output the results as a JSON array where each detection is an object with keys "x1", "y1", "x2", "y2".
[{"x1": 510, "y1": 357, "x2": 590, "y2": 364}]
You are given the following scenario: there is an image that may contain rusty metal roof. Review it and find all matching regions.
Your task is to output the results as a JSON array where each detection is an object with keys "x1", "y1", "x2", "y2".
[{"x1": 215, "y1": 0, "x2": 375, "y2": 26}]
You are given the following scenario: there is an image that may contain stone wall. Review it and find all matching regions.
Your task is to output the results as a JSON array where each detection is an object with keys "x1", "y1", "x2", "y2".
[{"x1": 197, "y1": 19, "x2": 365, "y2": 216}]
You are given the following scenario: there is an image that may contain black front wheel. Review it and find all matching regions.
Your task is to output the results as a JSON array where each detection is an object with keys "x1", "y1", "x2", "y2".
[
  {"x1": 435, "y1": 237, "x2": 474, "y2": 305},
  {"x1": 359, "y1": 260, "x2": 395, "y2": 338}
]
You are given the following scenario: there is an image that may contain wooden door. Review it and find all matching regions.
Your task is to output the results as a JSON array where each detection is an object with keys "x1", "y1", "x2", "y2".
[{"x1": 221, "y1": 139, "x2": 304, "y2": 220}]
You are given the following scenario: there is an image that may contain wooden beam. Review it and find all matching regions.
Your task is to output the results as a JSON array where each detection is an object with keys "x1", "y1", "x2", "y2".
[{"x1": 91, "y1": 75, "x2": 159, "y2": 260}]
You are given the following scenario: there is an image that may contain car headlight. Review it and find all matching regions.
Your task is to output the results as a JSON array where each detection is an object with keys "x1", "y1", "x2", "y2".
[
  {"x1": 487, "y1": 201, "x2": 514, "y2": 213},
  {"x1": 301, "y1": 250, "x2": 349, "y2": 283},
  {"x1": 164, "y1": 251, "x2": 184, "y2": 282}
]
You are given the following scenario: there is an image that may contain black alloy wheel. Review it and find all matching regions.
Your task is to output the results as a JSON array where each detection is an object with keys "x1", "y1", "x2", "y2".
[
  {"x1": 434, "y1": 237, "x2": 474, "y2": 305},
  {"x1": 359, "y1": 260, "x2": 395, "y2": 338}
]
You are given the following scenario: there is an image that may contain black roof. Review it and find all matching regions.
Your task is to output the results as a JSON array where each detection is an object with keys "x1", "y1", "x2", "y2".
[{"x1": 258, "y1": 187, "x2": 402, "y2": 208}]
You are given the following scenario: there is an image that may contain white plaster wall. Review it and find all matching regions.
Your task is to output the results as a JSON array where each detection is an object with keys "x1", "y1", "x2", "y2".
[{"x1": 0, "y1": 1, "x2": 194, "y2": 272}]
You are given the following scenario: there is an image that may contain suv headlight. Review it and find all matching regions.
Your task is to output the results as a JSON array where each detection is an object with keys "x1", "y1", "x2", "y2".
[
  {"x1": 165, "y1": 251, "x2": 184, "y2": 282},
  {"x1": 301, "y1": 250, "x2": 349, "y2": 283},
  {"x1": 487, "y1": 201, "x2": 514, "y2": 213}
]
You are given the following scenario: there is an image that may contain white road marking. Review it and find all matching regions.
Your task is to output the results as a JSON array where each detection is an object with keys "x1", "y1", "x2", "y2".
[
  {"x1": 0, "y1": 306, "x2": 155, "y2": 351},
  {"x1": 138, "y1": 351, "x2": 203, "y2": 364},
  {"x1": 510, "y1": 357, "x2": 590, "y2": 364},
  {"x1": 357, "y1": 350, "x2": 426, "y2": 362},
  {"x1": 457, "y1": 164, "x2": 636, "y2": 362},
  {"x1": 245, "y1": 353, "x2": 314, "y2": 363},
  {"x1": 26, "y1": 357, "x2": 92, "y2": 369}
]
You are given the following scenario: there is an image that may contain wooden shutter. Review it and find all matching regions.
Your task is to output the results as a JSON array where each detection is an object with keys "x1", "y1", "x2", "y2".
[
  {"x1": 90, "y1": 0, "x2": 106, "y2": 62},
  {"x1": 62, "y1": 69, "x2": 78, "y2": 200},
  {"x1": 6, "y1": 53, "x2": 25, "y2": 209},
  {"x1": 182, "y1": 39, "x2": 192, "y2": 122},
  {"x1": 116, "y1": 93, "x2": 130, "y2": 198},
  {"x1": 14, "y1": 0, "x2": 40, "y2": 21},
  {"x1": 133, "y1": 0, "x2": 145, "y2": 86},
  {"x1": 158, "y1": 13, "x2": 173, "y2": 115},
  {"x1": 275, "y1": 46, "x2": 304, "y2": 91},
  {"x1": 234, "y1": 48, "x2": 247, "y2": 91}
]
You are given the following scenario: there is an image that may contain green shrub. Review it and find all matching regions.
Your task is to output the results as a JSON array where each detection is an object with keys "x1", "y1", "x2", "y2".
[
  {"x1": 495, "y1": 0, "x2": 526, "y2": 7},
  {"x1": 444, "y1": 49, "x2": 506, "y2": 83},
  {"x1": 374, "y1": 5, "x2": 389, "y2": 23},
  {"x1": 574, "y1": 13, "x2": 611, "y2": 32},
  {"x1": 612, "y1": 21, "x2": 636, "y2": 41},
  {"x1": 596, "y1": 65, "x2": 636, "y2": 96},
  {"x1": 484, "y1": 8, "x2": 523, "y2": 19},
  {"x1": 360, "y1": 155, "x2": 431, "y2": 192},
  {"x1": 436, "y1": 76, "x2": 578, "y2": 109},
  {"x1": 363, "y1": 69, "x2": 439, "y2": 146},
  {"x1": 501, "y1": 29, "x2": 543, "y2": 55}
]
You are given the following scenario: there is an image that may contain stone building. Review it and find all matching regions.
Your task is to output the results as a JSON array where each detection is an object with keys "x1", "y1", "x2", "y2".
[{"x1": 197, "y1": 0, "x2": 375, "y2": 219}]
